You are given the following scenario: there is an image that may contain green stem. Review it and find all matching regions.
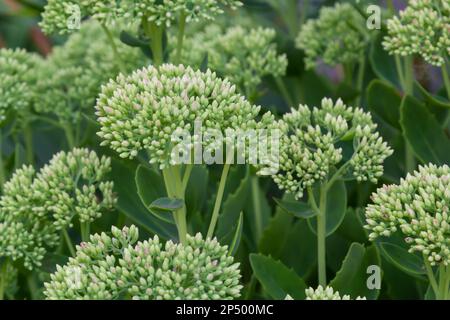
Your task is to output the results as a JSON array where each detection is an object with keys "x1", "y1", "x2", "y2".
[
  {"x1": 207, "y1": 162, "x2": 231, "y2": 239},
  {"x1": 23, "y1": 123, "x2": 34, "y2": 165},
  {"x1": 387, "y1": 0, "x2": 395, "y2": 14},
  {"x1": 403, "y1": 56, "x2": 414, "y2": 95},
  {"x1": 80, "y1": 222, "x2": 90, "y2": 242},
  {"x1": 182, "y1": 164, "x2": 193, "y2": 191},
  {"x1": 251, "y1": 176, "x2": 263, "y2": 241},
  {"x1": 299, "y1": 0, "x2": 310, "y2": 26},
  {"x1": 63, "y1": 122, "x2": 76, "y2": 149},
  {"x1": 0, "y1": 258, "x2": 9, "y2": 300},
  {"x1": 100, "y1": 24, "x2": 126, "y2": 73},
  {"x1": 356, "y1": 55, "x2": 366, "y2": 105},
  {"x1": 441, "y1": 60, "x2": 450, "y2": 100},
  {"x1": 275, "y1": 77, "x2": 294, "y2": 107},
  {"x1": 162, "y1": 166, "x2": 187, "y2": 244},
  {"x1": 424, "y1": 256, "x2": 439, "y2": 297},
  {"x1": 62, "y1": 229, "x2": 76, "y2": 257},
  {"x1": 26, "y1": 273, "x2": 39, "y2": 300},
  {"x1": 395, "y1": 56, "x2": 406, "y2": 91},
  {"x1": 0, "y1": 130, "x2": 5, "y2": 191},
  {"x1": 175, "y1": 11, "x2": 186, "y2": 64},
  {"x1": 438, "y1": 264, "x2": 446, "y2": 300},
  {"x1": 317, "y1": 184, "x2": 327, "y2": 287},
  {"x1": 144, "y1": 20, "x2": 164, "y2": 67}
]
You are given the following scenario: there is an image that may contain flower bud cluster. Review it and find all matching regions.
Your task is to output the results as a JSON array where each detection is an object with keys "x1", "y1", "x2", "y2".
[
  {"x1": 0, "y1": 148, "x2": 115, "y2": 269},
  {"x1": 365, "y1": 164, "x2": 450, "y2": 266},
  {"x1": 44, "y1": 225, "x2": 243, "y2": 300}
]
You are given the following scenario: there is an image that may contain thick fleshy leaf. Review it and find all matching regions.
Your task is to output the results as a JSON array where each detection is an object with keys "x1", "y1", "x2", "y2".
[
  {"x1": 400, "y1": 95, "x2": 450, "y2": 165},
  {"x1": 379, "y1": 242, "x2": 426, "y2": 276},
  {"x1": 135, "y1": 165, "x2": 174, "y2": 224},
  {"x1": 228, "y1": 212, "x2": 243, "y2": 256},
  {"x1": 308, "y1": 179, "x2": 347, "y2": 236},
  {"x1": 329, "y1": 243, "x2": 381, "y2": 300},
  {"x1": 149, "y1": 197, "x2": 184, "y2": 215},
  {"x1": 367, "y1": 79, "x2": 402, "y2": 130},
  {"x1": 250, "y1": 254, "x2": 306, "y2": 300},
  {"x1": 274, "y1": 196, "x2": 316, "y2": 219},
  {"x1": 369, "y1": 33, "x2": 401, "y2": 88},
  {"x1": 111, "y1": 159, "x2": 177, "y2": 240}
]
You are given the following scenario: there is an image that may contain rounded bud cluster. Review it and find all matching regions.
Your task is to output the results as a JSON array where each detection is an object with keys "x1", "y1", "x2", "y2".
[
  {"x1": 296, "y1": 3, "x2": 368, "y2": 69},
  {"x1": 271, "y1": 98, "x2": 392, "y2": 199},
  {"x1": 0, "y1": 148, "x2": 116, "y2": 270},
  {"x1": 304, "y1": 286, "x2": 366, "y2": 300},
  {"x1": 35, "y1": 21, "x2": 146, "y2": 123},
  {"x1": 95, "y1": 64, "x2": 261, "y2": 168},
  {"x1": 175, "y1": 25, "x2": 288, "y2": 94},
  {"x1": 41, "y1": 0, "x2": 242, "y2": 35},
  {"x1": 44, "y1": 225, "x2": 243, "y2": 300},
  {"x1": 0, "y1": 48, "x2": 40, "y2": 124},
  {"x1": 383, "y1": 0, "x2": 450, "y2": 66},
  {"x1": 365, "y1": 164, "x2": 450, "y2": 266}
]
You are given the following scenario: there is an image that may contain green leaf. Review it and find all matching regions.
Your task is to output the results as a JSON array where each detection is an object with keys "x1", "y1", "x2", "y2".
[
  {"x1": 369, "y1": 33, "x2": 401, "y2": 88},
  {"x1": 216, "y1": 167, "x2": 251, "y2": 242},
  {"x1": 379, "y1": 242, "x2": 426, "y2": 276},
  {"x1": 367, "y1": 79, "x2": 402, "y2": 130},
  {"x1": 185, "y1": 165, "x2": 208, "y2": 217},
  {"x1": 329, "y1": 243, "x2": 381, "y2": 300},
  {"x1": 274, "y1": 196, "x2": 316, "y2": 219},
  {"x1": 135, "y1": 165, "x2": 174, "y2": 224},
  {"x1": 228, "y1": 212, "x2": 244, "y2": 256},
  {"x1": 250, "y1": 254, "x2": 306, "y2": 300},
  {"x1": 111, "y1": 159, "x2": 177, "y2": 240},
  {"x1": 400, "y1": 95, "x2": 450, "y2": 165},
  {"x1": 308, "y1": 179, "x2": 347, "y2": 236},
  {"x1": 149, "y1": 197, "x2": 184, "y2": 216},
  {"x1": 259, "y1": 210, "x2": 294, "y2": 258}
]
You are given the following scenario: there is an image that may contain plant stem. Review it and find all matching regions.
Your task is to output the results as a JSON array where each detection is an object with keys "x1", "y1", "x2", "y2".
[
  {"x1": 395, "y1": 56, "x2": 406, "y2": 90},
  {"x1": 26, "y1": 273, "x2": 39, "y2": 300},
  {"x1": 100, "y1": 24, "x2": 126, "y2": 73},
  {"x1": 162, "y1": 166, "x2": 187, "y2": 244},
  {"x1": 403, "y1": 56, "x2": 414, "y2": 95},
  {"x1": 0, "y1": 258, "x2": 9, "y2": 300},
  {"x1": 441, "y1": 60, "x2": 450, "y2": 99},
  {"x1": 207, "y1": 162, "x2": 232, "y2": 239},
  {"x1": 23, "y1": 122, "x2": 34, "y2": 165},
  {"x1": 145, "y1": 20, "x2": 164, "y2": 67},
  {"x1": 275, "y1": 77, "x2": 294, "y2": 107},
  {"x1": 62, "y1": 229, "x2": 76, "y2": 257},
  {"x1": 0, "y1": 130, "x2": 5, "y2": 191},
  {"x1": 317, "y1": 184, "x2": 327, "y2": 287},
  {"x1": 182, "y1": 164, "x2": 193, "y2": 191},
  {"x1": 424, "y1": 256, "x2": 439, "y2": 297},
  {"x1": 299, "y1": 0, "x2": 310, "y2": 27},
  {"x1": 356, "y1": 55, "x2": 366, "y2": 105},
  {"x1": 251, "y1": 175, "x2": 263, "y2": 241},
  {"x1": 175, "y1": 11, "x2": 186, "y2": 64},
  {"x1": 80, "y1": 222, "x2": 90, "y2": 242},
  {"x1": 63, "y1": 122, "x2": 76, "y2": 149}
]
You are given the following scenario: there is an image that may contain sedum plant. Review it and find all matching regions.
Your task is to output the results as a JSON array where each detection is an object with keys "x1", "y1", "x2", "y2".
[
  {"x1": 268, "y1": 98, "x2": 392, "y2": 286},
  {"x1": 95, "y1": 63, "x2": 260, "y2": 243},
  {"x1": 0, "y1": 48, "x2": 41, "y2": 169},
  {"x1": 296, "y1": 3, "x2": 368, "y2": 72},
  {"x1": 365, "y1": 164, "x2": 450, "y2": 299},
  {"x1": 44, "y1": 225, "x2": 242, "y2": 300},
  {"x1": 304, "y1": 286, "x2": 366, "y2": 300},
  {"x1": 0, "y1": 148, "x2": 115, "y2": 299},
  {"x1": 175, "y1": 25, "x2": 288, "y2": 101},
  {"x1": 383, "y1": 0, "x2": 450, "y2": 98},
  {"x1": 35, "y1": 21, "x2": 146, "y2": 147}
]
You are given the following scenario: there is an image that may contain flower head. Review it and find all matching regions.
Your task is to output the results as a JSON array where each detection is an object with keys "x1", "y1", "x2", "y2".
[
  {"x1": 35, "y1": 21, "x2": 146, "y2": 123},
  {"x1": 176, "y1": 25, "x2": 287, "y2": 94},
  {"x1": 0, "y1": 148, "x2": 115, "y2": 269},
  {"x1": 271, "y1": 98, "x2": 392, "y2": 199},
  {"x1": 44, "y1": 225, "x2": 243, "y2": 299},
  {"x1": 383, "y1": 0, "x2": 450, "y2": 66},
  {"x1": 365, "y1": 164, "x2": 450, "y2": 266},
  {"x1": 0, "y1": 48, "x2": 40, "y2": 124},
  {"x1": 305, "y1": 285, "x2": 366, "y2": 300},
  {"x1": 296, "y1": 3, "x2": 368, "y2": 69},
  {"x1": 41, "y1": 0, "x2": 242, "y2": 35},
  {"x1": 95, "y1": 64, "x2": 260, "y2": 168}
]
